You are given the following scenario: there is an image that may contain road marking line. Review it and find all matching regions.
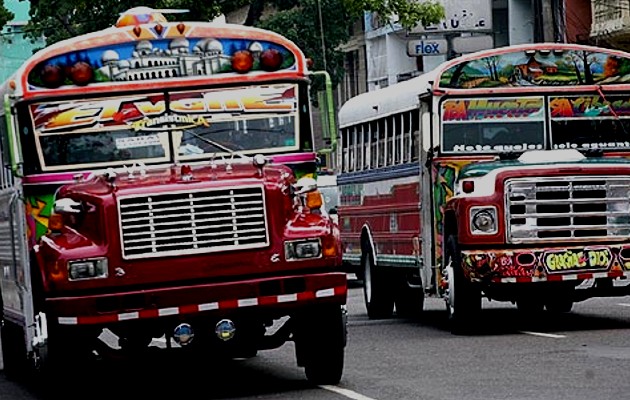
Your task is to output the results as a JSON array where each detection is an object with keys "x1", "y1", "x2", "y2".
[
  {"x1": 617, "y1": 303, "x2": 630, "y2": 307},
  {"x1": 520, "y1": 331, "x2": 566, "y2": 338},
  {"x1": 320, "y1": 385, "x2": 378, "y2": 400}
]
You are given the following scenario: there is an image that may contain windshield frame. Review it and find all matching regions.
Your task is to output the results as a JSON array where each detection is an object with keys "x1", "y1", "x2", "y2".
[{"x1": 23, "y1": 82, "x2": 303, "y2": 173}]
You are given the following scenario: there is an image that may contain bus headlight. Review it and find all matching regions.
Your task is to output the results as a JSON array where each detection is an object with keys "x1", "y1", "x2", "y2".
[
  {"x1": 469, "y1": 207, "x2": 498, "y2": 235},
  {"x1": 285, "y1": 239, "x2": 322, "y2": 261},
  {"x1": 67, "y1": 258, "x2": 108, "y2": 281}
]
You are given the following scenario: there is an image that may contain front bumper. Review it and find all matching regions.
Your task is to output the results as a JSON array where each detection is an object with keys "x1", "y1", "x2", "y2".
[
  {"x1": 461, "y1": 243, "x2": 630, "y2": 283},
  {"x1": 46, "y1": 272, "x2": 347, "y2": 326}
]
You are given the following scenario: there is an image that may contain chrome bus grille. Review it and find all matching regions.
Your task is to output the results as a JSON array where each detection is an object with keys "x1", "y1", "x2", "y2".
[
  {"x1": 506, "y1": 176, "x2": 630, "y2": 244},
  {"x1": 118, "y1": 185, "x2": 268, "y2": 259}
]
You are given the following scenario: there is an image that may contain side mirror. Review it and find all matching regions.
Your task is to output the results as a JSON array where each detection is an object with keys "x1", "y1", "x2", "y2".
[
  {"x1": 294, "y1": 177, "x2": 318, "y2": 194},
  {"x1": 54, "y1": 198, "x2": 83, "y2": 214}
]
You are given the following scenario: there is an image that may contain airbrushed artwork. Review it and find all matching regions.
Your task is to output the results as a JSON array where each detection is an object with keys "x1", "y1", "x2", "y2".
[{"x1": 439, "y1": 48, "x2": 630, "y2": 88}]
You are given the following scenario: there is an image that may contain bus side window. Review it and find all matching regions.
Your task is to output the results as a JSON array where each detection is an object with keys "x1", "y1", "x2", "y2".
[
  {"x1": 412, "y1": 111, "x2": 421, "y2": 162},
  {"x1": 0, "y1": 116, "x2": 10, "y2": 188}
]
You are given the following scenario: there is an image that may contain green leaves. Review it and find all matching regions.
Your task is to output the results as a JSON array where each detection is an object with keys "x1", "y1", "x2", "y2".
[
  {"x1": 17, "y1": 0, "x2": 445, "y2": 86},
  {"x1": 343, "y1": 0, "x2": 445, "y2": 29},
  {"x1": 0, "y1": 0, "x2": 14, "y2": 29}
]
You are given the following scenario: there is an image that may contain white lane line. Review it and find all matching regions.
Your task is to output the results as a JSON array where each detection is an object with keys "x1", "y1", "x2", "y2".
[
  {"x1": 320, "y1": 385, "x2": 378, "y2": 400},
  {"x1": 617, "y1": 303, "x2": 630, "y2": 307},
  {"x1": 520, "y1": 331, "x2": 566, "y2": 338}
]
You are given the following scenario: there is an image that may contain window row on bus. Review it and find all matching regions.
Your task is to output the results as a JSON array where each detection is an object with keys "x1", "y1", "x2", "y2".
[{"x1": 339, "y1": 109, "x2": 420, "y2": 173}]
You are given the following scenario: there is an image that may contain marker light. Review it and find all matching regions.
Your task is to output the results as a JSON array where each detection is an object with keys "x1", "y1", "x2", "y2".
[
  {"x1": 181, "y1": 164, "x2": 193, "y2": 180},
  {"x1": 69, "y1": 61, "x2": 94, "y2": 86},
  {"x1": 259, "y1": 49, "x2": 283, "y2": 71},
  {"x1": 232, "y1": 50, "x2": 254, "y2": 73},
  {"x1": 462, "y1": 180, "x2": 475, "y2": 194},
  {"x1": 321, "y1": 235, "x2": 338, "y2": 257},
  {"x1": 215, "y1": 319, "x2": 236, "y2": 341},
  {"x1": 306, "y1": 191, "x2": 323, "y2": 210},
  {"x1": 48, "y1": 213, "x2": 64, "y2": 232},
  {"x1": 40, "y1": 64, "x2": 65, "y2": 88},
  {"x1": 174, "y1": 323, "x2": 195, "y2": 345}
]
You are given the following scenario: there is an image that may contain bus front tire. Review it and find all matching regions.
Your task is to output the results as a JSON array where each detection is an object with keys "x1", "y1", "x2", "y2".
[
  {"x1": 444, "y1": 235, "x2": 481, "y2": 334},
  {"x1": 295, "y1": 305, "x2": 346, "y2": 385},
  {"x1": 0, "y1": 319, "x2": 28, "y2": 381}
]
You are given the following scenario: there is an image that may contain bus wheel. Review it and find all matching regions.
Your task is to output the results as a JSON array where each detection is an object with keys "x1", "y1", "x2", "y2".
[
  {"x1": 362, "y1": 251, "x2": 394, "y2": 319},
  {"x1": 294, "y1": 305, "x2": 346, "y2": 385},
  {"x1": 516, "y1": 297, "x2": 545, "y2": 314},
  {"x1": 394, "y1": 275, "x2": 424, "y2": 319},
  {"x1": 545, "y1": 287, "x2": 574, "y2": 313},
  {"x1": 1, "y1": 319, "x2": 28, "y2": 381},
  {"x1": 444, "y1": 235, "x2": 481, "y2": 334}
]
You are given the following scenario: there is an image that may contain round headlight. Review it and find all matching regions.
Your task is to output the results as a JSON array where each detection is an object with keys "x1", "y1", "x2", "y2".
[{"x1": 472, "y1": 209, "x2": 495, "y2": 232}]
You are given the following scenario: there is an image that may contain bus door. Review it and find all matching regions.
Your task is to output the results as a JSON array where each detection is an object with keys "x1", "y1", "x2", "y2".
[{"x1": 0, "y1": 103, "x2": 35, "y2": 347}]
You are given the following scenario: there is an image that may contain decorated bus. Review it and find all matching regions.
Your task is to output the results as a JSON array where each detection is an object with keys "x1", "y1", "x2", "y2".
[
  {"x1": 337, "y1": 42, "x2": 630, "y2": 333},
  {"x1": 0, "y1": 7, "x2": 346, "y2": 383}
]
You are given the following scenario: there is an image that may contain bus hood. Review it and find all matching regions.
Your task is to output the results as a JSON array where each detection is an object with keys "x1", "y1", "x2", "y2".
[{"x1": 458, "y1": 149, "x2": 630, "y2": 180}]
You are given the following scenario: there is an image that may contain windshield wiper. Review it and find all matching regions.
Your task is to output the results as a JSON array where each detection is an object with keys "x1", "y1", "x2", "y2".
[
  {"x1": 182, "y1": 130, "x2": 248, "y2": 159},
  {"x1": 579, "y1": 148, "x2": 603, "y2": 157},
  {"x1": 498, "y1": 151, "x2": 521, "y2": 160}
]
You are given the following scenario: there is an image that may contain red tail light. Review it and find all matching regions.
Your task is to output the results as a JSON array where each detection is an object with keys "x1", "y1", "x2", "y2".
[
  {"x1": 260, "y1": 49, "x2": 283, "y2": 71},
  {"x1": 69, "y1": 61, "x2": 94, "y2": 86},
  {"x1": 40, "y1": 64, "x2": 65, "y2": 88},
  {"x1": 232, "y1": 50, "x2": 254, "y2": 73}
]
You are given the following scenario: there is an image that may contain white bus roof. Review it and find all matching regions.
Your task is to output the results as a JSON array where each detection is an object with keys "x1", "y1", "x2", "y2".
[{"x1": 338, "y1": 69, "x2": 438, "y2": 128}]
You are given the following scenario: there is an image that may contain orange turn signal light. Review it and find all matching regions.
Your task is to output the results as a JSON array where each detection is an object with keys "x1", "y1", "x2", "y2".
[
  {"x1": 305, "y1": 191, "x2": 323, "y2": 210},
  {"x1": 48, "y1": 214, "x2": 64, "y2": 232},
  {"x1": 322, "y1": 236, "x2": 337, "y2": 257}
]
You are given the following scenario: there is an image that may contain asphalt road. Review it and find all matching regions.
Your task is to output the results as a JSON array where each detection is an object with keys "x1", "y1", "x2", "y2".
[{"x1": 3, "y1": 280, "x2": 630, "y2": 400}]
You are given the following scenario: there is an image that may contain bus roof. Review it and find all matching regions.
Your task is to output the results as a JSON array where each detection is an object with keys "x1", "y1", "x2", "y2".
[
  {"x1": 338, "y1": 42, "x2": 630, "y2": 129},
  {"x1": 434, "y1": 42, "x2": 630, "y2": 93},
  {"x1": 338, "y1": 69, "x2": 438, "y2": 128},
  {"x1": 1, "y1": 8, "x2": 308, "y2": 101}
]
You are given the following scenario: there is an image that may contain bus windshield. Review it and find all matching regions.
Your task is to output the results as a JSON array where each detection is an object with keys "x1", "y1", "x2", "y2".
[
  {"x1": 440, "y1": 94, "x2": 630, "y2": 155},
  {"x1": 441, "y1": 96, "x2": 546, "y2": 154},
  {"x1": 30, "y1": 83, "x2": 300, "y2": 171}
]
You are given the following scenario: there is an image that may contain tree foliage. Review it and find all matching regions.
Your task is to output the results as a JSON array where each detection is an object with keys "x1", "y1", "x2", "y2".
[
  {"x1": 20, "y1": 0, "x2": 445, "y2": 86},
  {"x1": 0, "y1": 0, "x2": 14, "y2": 28}
]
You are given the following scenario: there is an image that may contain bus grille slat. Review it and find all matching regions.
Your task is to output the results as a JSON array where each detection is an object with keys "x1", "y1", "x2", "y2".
[
  {"x1": 506, "y1": 177, "x2": 630, "y2": 243},
  {"x1": 118, "y1": 186, "x2": 268, "y2": 259}
]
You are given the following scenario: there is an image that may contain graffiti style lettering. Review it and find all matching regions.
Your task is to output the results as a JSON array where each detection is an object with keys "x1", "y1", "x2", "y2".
[
  {"x1": 550, "y1": 95, "x2": 630, "y2": 118},
  {"x1": 544, "y1": 248, "x2": 611, "y2": 272},
  {"x1": 442, "y1": 98, "x2": 544, "y2": 121},
  {"x1": 33, "y1": 86, "x2": 297, "y2": 132}
]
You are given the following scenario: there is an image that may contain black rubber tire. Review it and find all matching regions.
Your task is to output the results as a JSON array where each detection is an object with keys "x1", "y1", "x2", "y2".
[
  {"x1": 394, "y1": 275, "x2": 424, "y2": 319},
  {"x1": 362, "y1": 251, "x2": 394, "y2": 319},
  {"x1": 516, "y1": 298, "x2": 545, "y2": 314},
  {"x1": 545, "y1": 288, "x2": 574, "y2": 313},
  {"x1": 295, "y1": 305, "x2": 346, "y2": 385},
  {"x1": 444, "y1": 235, "x2": 481, "y2": 335},
  {"x1": 0, "y1": 320, "x2": 28, "y2": 381}
]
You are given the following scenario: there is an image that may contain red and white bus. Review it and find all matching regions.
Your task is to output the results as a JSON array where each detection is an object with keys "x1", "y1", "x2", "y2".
[
  {"x1": 0, "y1": 7, "x2": 346, "y2": 383},
  {"x1": 337, "y1": 42, "x2": 630, "y2": 333}
]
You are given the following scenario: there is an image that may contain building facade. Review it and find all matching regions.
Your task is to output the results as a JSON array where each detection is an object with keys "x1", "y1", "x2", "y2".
[
  {"x1": 0, "y1": 0, "x2": 43, "y2": 82},
  {"x1": 337, "y1": 0, "x2": 594, "y2": 106}
]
